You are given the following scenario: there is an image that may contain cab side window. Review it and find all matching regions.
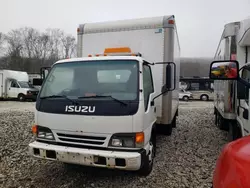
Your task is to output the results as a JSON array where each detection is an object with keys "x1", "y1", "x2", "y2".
[
  {"x1": 143, "y1": 63, "x2": 154, "y2": 111},
  {"x1": 241, "y1": 68, "x2": 250, "y2": 104},
  {"x1": 11, "y1": 81, "x2": 19, "y2": 88}
]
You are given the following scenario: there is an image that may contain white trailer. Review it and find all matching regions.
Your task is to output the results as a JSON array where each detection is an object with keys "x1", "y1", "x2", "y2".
[
  {"x1": 28, "y1": 15, "x2": 180, "y2": 176},
  {"x1": 0, "y1": 70, "x2": 39, "y2": 101},
  {"x1": 211, "y1": 17, "x2": 250, "y2": 141}
]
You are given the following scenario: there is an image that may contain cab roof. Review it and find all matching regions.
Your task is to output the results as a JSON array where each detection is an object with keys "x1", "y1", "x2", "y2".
[{"x1": 53, "y1": 56, "x2": 145, "y2": 66}]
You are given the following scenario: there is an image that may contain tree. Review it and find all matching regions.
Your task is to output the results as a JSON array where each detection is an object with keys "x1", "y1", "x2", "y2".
[
  {"x1": 61, "y1": 34, "x2": 76, "y2": 58},
  {"x1": 5, "y1": 29, "x2": 23, "y2": 57},
  {"x1": 20, "y1": 27, "x2": 40, "y2": 58},
  {"x1": 0, "y1": 32, "x2": 4, "y2": 50},
  {"x1": 45, "y1": 28, "x2": 64, "y2": 60}
]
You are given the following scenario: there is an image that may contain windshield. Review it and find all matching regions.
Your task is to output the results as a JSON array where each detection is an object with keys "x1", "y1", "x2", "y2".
[
  {"x1": 39, "y1": 60, "x2": 139, "y2": 101},
  {"x1": 18, "y1": 81, "x2": 34, "y2": 88}
]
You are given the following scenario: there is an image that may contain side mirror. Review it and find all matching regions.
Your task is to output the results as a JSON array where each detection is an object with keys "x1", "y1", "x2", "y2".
[
  {"x1": 152, "y1": 62, "x2": 176, "y2": 101},
  {"x1": 40, "y1": 67, "x2": 51, "y2": 79},
  {"x1": 209, "y1": 60, "x2": 239, "y2": 80},
  {"x1": 33, "y1": 78, "x2": 43, "y2": 86},
  {"x1": 161, "y1": 62, "x2": 176, "y2": 92}
]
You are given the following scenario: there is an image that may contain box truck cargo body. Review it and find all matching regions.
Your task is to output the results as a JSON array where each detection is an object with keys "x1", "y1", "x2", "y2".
[
  {"x1": 77, "y1": 15, "x2": 180, "y2": 125},
  {"x1": 0, "y1": 70, "x2": 39, "y2": 101},
  {"x1": 28, "y1": 15, "x2": 180, "y2": 176}
]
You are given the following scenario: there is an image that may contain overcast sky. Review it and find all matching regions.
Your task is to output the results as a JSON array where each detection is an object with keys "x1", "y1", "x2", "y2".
[{"x1": 1, "y1": 0, "x2": 250, "y2": 57}]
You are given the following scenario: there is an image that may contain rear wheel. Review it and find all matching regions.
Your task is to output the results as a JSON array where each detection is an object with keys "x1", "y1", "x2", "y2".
[
  {"x1": 215, "y1": 111, "x2": 218, "y2": 126},
  {"x1": 161, "y1": 124, "x2": 172, "y2": 136},
  {"x1": 172, "y1": 115, "x2": 177, "y2": 128},
  {"x1": 200, "y1": 94, "x2": 209, "y2": 101}
]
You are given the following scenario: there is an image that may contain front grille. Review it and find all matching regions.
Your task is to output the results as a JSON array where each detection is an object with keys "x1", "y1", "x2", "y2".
[
  {"x1": 56, "y1": 133, "x2": 106, "y2": 146},
  {"x1": 30, "y1": 91, "x2": 39, "y2": 95}
]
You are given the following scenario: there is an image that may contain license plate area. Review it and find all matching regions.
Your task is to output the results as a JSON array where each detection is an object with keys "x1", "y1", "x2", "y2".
[{"x1": 56, "y1": 151, "x2": 93, "y2": 165}]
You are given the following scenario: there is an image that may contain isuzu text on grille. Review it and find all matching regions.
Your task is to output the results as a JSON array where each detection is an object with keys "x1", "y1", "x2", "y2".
[{"x1": 65, "y1": 105, "x2": 96, "y2": 113}]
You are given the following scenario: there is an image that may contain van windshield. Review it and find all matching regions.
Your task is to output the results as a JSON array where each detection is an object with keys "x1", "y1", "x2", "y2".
[
  {"x1": 39, "y1": 60, "x2": 139, "y2": 101},
  {"x1": 18, "y1": 81, "x2": 34, "y2": 88}
]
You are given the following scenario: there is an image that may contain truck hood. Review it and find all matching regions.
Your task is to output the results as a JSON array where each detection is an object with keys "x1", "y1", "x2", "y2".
[
  {"x1": 28, "y1": 88, "x2": 39, "y2": 91},
  {"x1": 35, "y1": 111, "x2": 133, "y2": 134}
]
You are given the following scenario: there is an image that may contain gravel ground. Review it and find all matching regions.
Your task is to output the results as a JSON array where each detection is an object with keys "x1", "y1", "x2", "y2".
[{"x1": 0, "y1": 101, "x2": 228, "y2": 188}]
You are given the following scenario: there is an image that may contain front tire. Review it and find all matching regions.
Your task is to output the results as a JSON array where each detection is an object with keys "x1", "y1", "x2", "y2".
[
  {"x1": 17, "y1": 94, "x2": 25, "y2": 102},
  {"x1": 200, "y1": 94, "x2": 209, "y2": 101},
  {"x1": 228, "y1": 122, "x2": 242, "y2": 142},
  {"x1": 183, "y1": 96, "x2": 189, "y2": 101},
  {"x1": 138, "y1": 136, "x2": 156, "y2": 176}
]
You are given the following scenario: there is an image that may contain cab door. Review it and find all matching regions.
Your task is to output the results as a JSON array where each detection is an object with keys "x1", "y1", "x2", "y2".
[
  {"x1": 8, "y1": 80, "x2": 20, "y2": 98},
  {"x1": 237, "y1": 68, "x2": 250, "y2": 135},
  {"x1": 142, "y1": 62, "x2": 156, "y2": 134}
]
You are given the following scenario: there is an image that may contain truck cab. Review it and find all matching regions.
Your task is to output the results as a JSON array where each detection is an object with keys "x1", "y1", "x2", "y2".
[
  {"x1": 28, "y1": 55, "x2": 176, "y2": 176},
  {"x1": 210, "y1": 60, "x2": 250, "y2": 141}
]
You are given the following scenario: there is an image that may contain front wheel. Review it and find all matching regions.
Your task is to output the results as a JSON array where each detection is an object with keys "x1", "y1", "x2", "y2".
[
  {"x1": 183, "y1": 96, "x2": 189, "y2": 101},
  {"x1": 228, "y1": 122, "x2": 242, "y2": 142},
  {"x1": 138, "y1": 138, "x2": 155, "y2": 176},
  {"x1": 17, "y1": 94, "x2": 25, "y2": 102},
  {"x1": 200, "y1": 94, "x2": 209, "y2": 101}
]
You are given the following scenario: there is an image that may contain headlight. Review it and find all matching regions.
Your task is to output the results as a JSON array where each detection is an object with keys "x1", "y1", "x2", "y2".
[
  {"x1": 32, "y1": 125, "x2": 55, "y2": 140},
  {"x1": 109, "y1": 132, "x2": 144, "y2": 148},
  {"x1": 27, "y1": 91, "x2": 32, "y2": 94}
]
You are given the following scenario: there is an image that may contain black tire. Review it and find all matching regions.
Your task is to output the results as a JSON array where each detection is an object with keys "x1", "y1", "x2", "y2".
[
  {"x1": 161, "y1": 124, "x2": 172, "y2": 136},
  {"x1": 182, "y1": 96, "x2": 189, "y2": 101},
  {"x1": 215, "y1": 111, "x2": 218, "y2": 126},
  {"x1": 138, "y1": 133, "x2": 156, "y2": 176},
  {"x1": 17, "y1": 94, "x2": 25, "y2": 102},
  {"x1": 217, "y1": 114, "x2": 228, "y2": 131},
  {"x1": 172, "y1": 115, "x2": 177, "y2": 128},
  {"x1": 228, "y1": 122, "x2": 242, "y2": 142},
  {"x1": 200, "y1": 94, "x2": 209, "y2": 101}
]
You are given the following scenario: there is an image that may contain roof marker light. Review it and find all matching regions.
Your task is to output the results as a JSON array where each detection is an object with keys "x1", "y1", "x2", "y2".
[
  {"x1": 104, "y1": 47, "x2": 132, "y2": 54},
  {"x1": 168, "y1": 20, "x2": 175, "y2": 24}
]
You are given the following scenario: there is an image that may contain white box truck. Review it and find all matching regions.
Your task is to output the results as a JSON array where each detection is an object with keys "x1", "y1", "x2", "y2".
[
  {"x1": 0, "y1": 70, "x2": 39, "y2": 101},
  {"x1": 28, "y1": 15, "x2": 180, "y2": 176},
  {"x1": 210, "y1": 17, "x2": 250, "y2": 141}
]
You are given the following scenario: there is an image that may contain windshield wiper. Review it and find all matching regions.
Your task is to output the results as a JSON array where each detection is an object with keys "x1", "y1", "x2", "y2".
[
  {"x1": 78, "y1": 95, "x2": 127, "y2": 106},
  {"x1": 40, "y1": 95, "x2": 79, "y2": 105}
]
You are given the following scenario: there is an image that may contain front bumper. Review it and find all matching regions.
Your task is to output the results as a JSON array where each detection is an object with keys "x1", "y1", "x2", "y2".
[
  {"x1": 28, "y1": 141, "x2": 146, "y2": 171},
  {"x1": 25, "y1": 94, "x2": 37, "y2": 100}
]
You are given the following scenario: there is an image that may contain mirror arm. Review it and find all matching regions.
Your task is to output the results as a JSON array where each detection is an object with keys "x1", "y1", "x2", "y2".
[{"x1": 152, "y1": 90, "x2": 168, "y2": 101}]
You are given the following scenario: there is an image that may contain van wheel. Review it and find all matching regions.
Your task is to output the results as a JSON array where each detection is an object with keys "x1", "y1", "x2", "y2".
[
  {"x1": 18, "y1": 94, "x2": 25, "y2": 101},
  {"x1": 228, "y1": 122, "x2": 242, "y2": 142},
  {"x1": 200, "y1": 94, "x2": 209, "y2": 101},
  {"x1": 183, "y1": 96, "x2": 189, "y2": 101},
  {"x1": 138, "y1": 135, "x2": 155, "y2": 176}
]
